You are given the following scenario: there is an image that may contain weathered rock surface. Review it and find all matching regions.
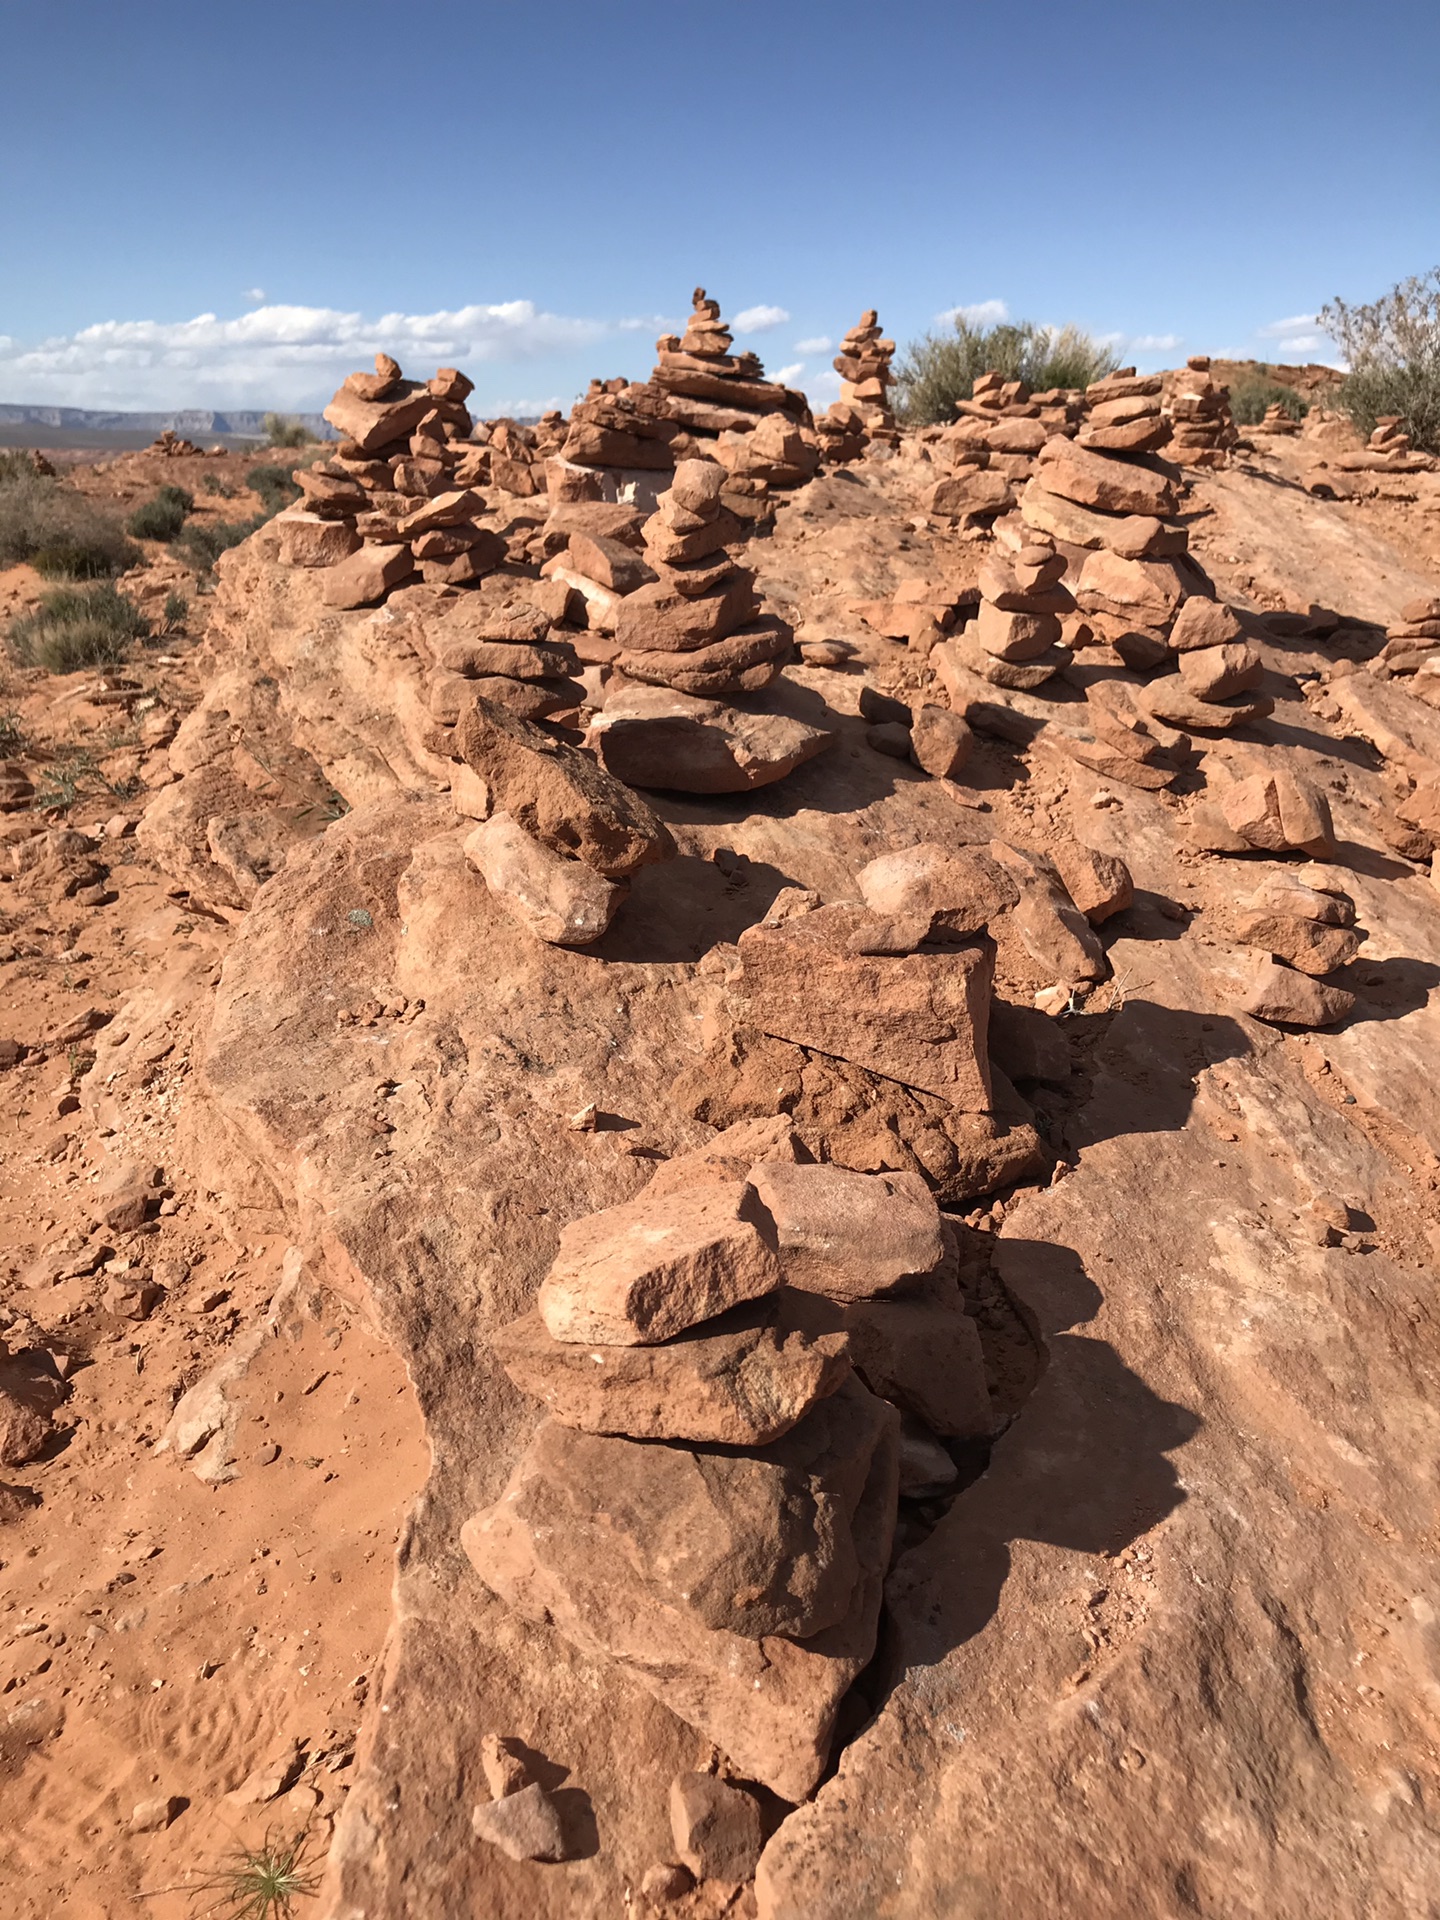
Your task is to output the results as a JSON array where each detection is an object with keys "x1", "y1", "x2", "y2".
[{"x1": 749, "y1": 1163, "x2": 945, "y2": 1299}]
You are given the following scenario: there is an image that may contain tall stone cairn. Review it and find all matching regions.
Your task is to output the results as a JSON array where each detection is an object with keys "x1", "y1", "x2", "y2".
[
  {"x1": 815, "y1": 310, "x2": 898, "y2": 459},
  {"x1": 1161, "y1": 355, "x2": 1238, "y2": 468}
]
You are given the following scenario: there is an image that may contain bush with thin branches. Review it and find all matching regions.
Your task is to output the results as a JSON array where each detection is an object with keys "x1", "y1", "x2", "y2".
[
  {"x1": 264, "y1": 412, "x2": 314, "y2": 448},
  {"x1": 1229, "y1": 380, "x2": 1309, "y2": 426},
  {"x1": 0, "y1": 468, "x2": 139, "y2": 578},
  {"x1": 894, "y1": 316, "x2": 1122, "y2": 425},
  {"x1": 7, "y1": 581, "x2": 151, "y2": 672},
  {"x1": 126, "y1": 483, "x2": 195, "y2": 541},
  {"x1": 1320, "y1": 268, "x2": 1440, "y2": 453}
]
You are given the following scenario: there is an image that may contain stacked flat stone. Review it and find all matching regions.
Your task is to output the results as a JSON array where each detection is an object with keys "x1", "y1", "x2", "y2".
[
  {"x1": 1258, "y1": 401, "x2": 1303, "y2": 436},
  {"x1": 815, "y1": 310, "x2": 898, "y2": 459},
  {"x1": 951, "y1": 543, "x2": 1079, "y2": 692},
  {"x1": 448, "y1": 695, "x2": 676, "y2": 947},
  {"x1": 1235, "y1": 872, "x2": 1363, "y2": 1029},
  {"x1": 463, "y1": 1119, "x2": 1000, "y2": 1799},
  {"x1": 652, "y1": 290, "x2": 816, "y2": 508},
  {"x1": 421, "y1": 595, "x2": 586, "y2": 734},
  {"x1": 608, "y1": 458, "x2": 793, "y2": 696},
  {"x1": 1377, "y1": 594, "x2": 1440, "y2": 676},
  {"x1": 926, "y1": 371, "x2": 1069, "y2": 527},
  {"x1": 1162, "y1": 357, "x2": 1239, "y2": 468},
  {"x1": 275, "y1": 355, "x2": 502, "y2": 609}
]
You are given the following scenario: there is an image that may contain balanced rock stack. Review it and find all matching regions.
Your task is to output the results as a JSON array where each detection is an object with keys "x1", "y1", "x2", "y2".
[
  {"x1": 1235, "y1": 872, "x2": 1363, "y2": 1029},
  {"x1": 465, "y1": 1118, "x2": 1002, "y2": 1801},
  {"x1": 940, "y1": 543, "x2": 1078, "y2": 692},
  {"x1": 1377, "y1": 593, "x2": 1440, "y2": 677},
  {"x1": 451, "y1": 695, "x2": 675, "y2": 947},
  {"x1": 1333, "y1": 416, "x2": 1435, "y2": 474},
  {"x1": 1162, "y1": 357, "x2": 1238, "y2": 468},
  {"x1": 1257, "y1": 400, "x2": 1303, "y2": 436},
  {"x1": 651, "y1": 291, "x2": 816, "y2": 510},
  {"x1": 814, "y1": 310, "x2": 898, "y2": 460},
  {"x1": 549, "y1": 376, "x2": 679, "y2": 500},
  {"x1": 926, "y1": 371, "x2": 1054, "y2": 528},
  {"x1": 420, "y1": 596, "x2": 586, "y2": 733},
  {"x1": 274, "y1": 355, "x2": 503, "y2": 609},
  {"x1": 608, "y1": 458, "x2": 793, "y2": 696}
]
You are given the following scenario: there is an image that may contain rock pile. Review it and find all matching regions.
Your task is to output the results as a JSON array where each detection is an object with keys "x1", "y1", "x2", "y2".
[
  {"x1": 651, "y1": 291, "x2": 816, "y2": 507},
  {"x1": 1378, "y1": 594, "x2": 1440, "y2": 676},
  {"x1": 451, "y1": 695, "x2": 676, "y2": 946},
  {"x1": 466, "y1": 1120, "x2": 1002, "y2": 1802},
  {"x1": 143, "y1": 428, "x2": 205, "y2": 457},
  {"x1": 1257, "y1": 401, "x2": 1303, "y2": 436},
  {"x1": 1236, "y1": 873, "x2": 1363, "y2": 1028},
  {"x1": 948, "y1": 541, "x2": 1078, "y2": 691},
  {"x1": 814, "y1": 310, "x2": 899, "y2": 460},
  {"x1": 273, "y1": 354, "x2": 500, "y2": 608},
  {"x1": 606, "y1": 458, "x2": 791, "y2": 696},
  {"x1": 1161, "y1": 356, "x2": 1238, "y2": 468}
]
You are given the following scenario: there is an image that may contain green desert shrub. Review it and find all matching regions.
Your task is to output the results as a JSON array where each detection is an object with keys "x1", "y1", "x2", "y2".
[
  {"x1": 264, "y1": 412, "x2": 314, "y2": 448},
  {"x1": 245, "y1": 462, "x2": 302, "y2": 510},
  {"x1": 0, "y1": 468, "x2": 139, "y2": 578},
  {"x1": 894, "y1": 316, "x2": 1122, "y2": 425},
  {"x1": 125, "y1": 483, "x2": 195, "y2": 541},
  {"x1": 1321, "y1": 267, "x2": 1440, "y2": 453},
  {"x1": 7, "y1": 581, "x2": 151, "y2": 672},
  {"x1": 1229, "y1": 380, "x2": 1310, "y2": 426},
  {"x1": 173, "y1": 512, "x2": 270, "y2": 571},
  {"x1": 200, "y1": 470, "x2": 236, "y2": 496}
]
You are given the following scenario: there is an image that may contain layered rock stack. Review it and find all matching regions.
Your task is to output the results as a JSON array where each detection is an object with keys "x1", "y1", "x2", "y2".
[
  {"x1": 941, "y1": 543, "x2": 1078, "y2": 692},
  {"x1": 450, "y1": 695, "x2": 676, "y2": 947},
  {"x1": 1257, "y1": 401, "x2": 1303, "y2": 436},
  {"x1": 814, "y1": 310, "x2": 898, "y2": 460},
  {"x1": 463, "y1": 1118, "x2": 1006, "y2": 1800},
  {"x1": 1236, "y1": 872, "x2": 1363, "y2": 1029},
  {"x1": 1161, "y1": 357, "x2": 1238, "y2": 468},
  {"x1": 609, "y1": 458, "x2": 792, "y2": 696},
  {"x1": 274, "y1": 355, "x2": 503, "y2": 609},
  {"x1": 926, "y1": 371, "x2": 1080, "y2": 529},
  {"x1": 651, "y1": 291, "x2": 816, "y2": 508},
  {"x1": 548, "y1": 377, "x2": 679, "y2": 502},
  {"x1": 1377, "y1": 593, "x2": 1440, "y2": 677}
]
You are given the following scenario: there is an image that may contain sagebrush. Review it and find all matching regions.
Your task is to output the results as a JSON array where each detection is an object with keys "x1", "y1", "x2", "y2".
[
  {"x1": 126, "y1": 483, "x2": 195, "y2": 541},
  {"x1": 7, "y1": 581, "x2": 151, "y2": 672},
  {"x1": 894, "y1": 316, "x2": 1122, "y2": 425},
  {"x1": 264, "y1": 412, "x2": 314, "y2": 448},
  {"x1": 1320, "y1": 267, "x2": 1440, "y2": 452},
  {"x1": 0, "y1": 468, "x2": 138, "y2": 578},
  {"x1": 1229, "y1": 380, "x2": 1309, "y2": 426}
]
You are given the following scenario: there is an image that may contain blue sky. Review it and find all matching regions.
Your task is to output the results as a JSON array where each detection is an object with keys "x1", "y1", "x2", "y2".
[{"x1": 2, "y1": 0, "x2": 1436, "y2": 414}]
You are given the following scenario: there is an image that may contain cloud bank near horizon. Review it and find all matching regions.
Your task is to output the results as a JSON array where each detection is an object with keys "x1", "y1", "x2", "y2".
[{"x1": 0, "y1": 299, "x2": 661, "y2": 412}]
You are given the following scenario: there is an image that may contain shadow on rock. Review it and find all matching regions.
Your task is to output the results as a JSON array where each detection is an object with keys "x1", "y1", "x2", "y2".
[
  {"x1": 1063, "y1": 999, "x2": 1252, "y2": 1151},
  {"x1": 874, "y1": 1235, "x2": 1201, "y2": 1678},
  {"x1": 597, "y1": 853, "x2": 804, "y2": 965},
  {"x1": 1338, "y1": 955, "x2": 1440, "y2": 1026}
]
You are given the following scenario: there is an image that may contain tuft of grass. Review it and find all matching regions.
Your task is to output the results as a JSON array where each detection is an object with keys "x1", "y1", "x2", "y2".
[
  {"x1": 200, "y1": 471, "x2": 237, "y2": 497},
  {"x1": 1321, "y1": 267, "x2": 1440, "y2": 453},
  {"x1": 1229, "y1": 380, "x2": 1310, "y2": 426},
  {"x1": 0, "y1": 709, "x2": 26, "y2": 754},
  {"x1": 8, "y1": 581, "x2": 151, "y2": 672},
  {"x1": 181, "y1": 1827, "x2": 318, "y2": 1919},
  {"x1": 160, "y1": 588, "x2": 189, "y2": 634},
  {"x1": 245, "y1": 463, "x2": 302, "y2": 511},
  {"x1": 894, "y1": 317, "x2": 1122, "y2": 425},
  {"x1": 172, "y1": 513, "x2": 269, "y2": 572},
  {"x1": 126, "y1": 484, "x2": 196, "y2": 542},
  {"x1": 0, "y1": 468, "x2": 139, "y2": 578},
  {"x1": 264, "y1": 413, "x2": 314, "y2": 449}
]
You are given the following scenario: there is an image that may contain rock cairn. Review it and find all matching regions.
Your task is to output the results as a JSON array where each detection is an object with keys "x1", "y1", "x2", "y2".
[
  {"x1": 609, "y1": 458, "x2": 792, "y2": 696},
  {"x1": 1378, "y1": 593, "x2": 1440, "y2": 678},
  {"x1": 1235, "y1": 872, "x2": 1364, "y2": 1028},
  {"x1": 815, "y1": 310, "x2": 898, "y2": 460},
  {"x1": 951, "y1": 541, "x2": 1078, "y2": 692},
  {"x1": 276, "y1": 354, "x2": 501, "y2": 608},
  {"x1": 652, "y1": 291, "x2": 817, "y2": 510},
  {"x1": 451, "y1": 695, "x2": 676, "y2": 947},
  {"x1": 464, "y1": 1116, "x2": 1004, "y2": 1802},
  {"x1": 1257, "y1": 400, "x2": 1303, "y2": 436},
  {"x1": 1161, "y1": 356, "x2": 1238, "y2": 468},
  {"x1": 926, "y1": 371, "x2": 1081, "y2": 530}
]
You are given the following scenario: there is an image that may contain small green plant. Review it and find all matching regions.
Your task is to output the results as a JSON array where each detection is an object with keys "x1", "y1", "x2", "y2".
[
  {"x1": 8, "y1": 581, "x2": 151, "y2": 673},
  {"x1": 173, "y1": 512, "x2": 269, "y2": 572},
  {"x1": 182, "y1": 1826, "x2": 318, "y2": 1919},
  {"x1": 1321, "y1": 267, "x2": 1440, "y2": 453},
  {"x1": 0, "y1": 450, "x2": 41, "y2": 485},
  {"x1": 264, "y1": 413, "x2": 314, "y2": 449},
  {"x1": 0, "y1": 709, "x2": 26, "y2": 755},
  {"x1": 1229, "y1": 380, "x2": 1310, "y2": 426},
  {"x1": 126, "y1": 484, "x2": 195, "y2": 541},
  {"x1": 245, "y1": 462, "x2": 302, "y2": 510},
  {"x1": 160, "y1": 588, "x2": 189, "y2": 634},
  {"x1": 894, "y1": 316, "x2": 1123, "y2": 425},
  {"x1": 0, "y1": 468, "x2": 139, "y2": 578},
  {"x1": 201, "y1": 471, "x2": 237, "y2": 497}
]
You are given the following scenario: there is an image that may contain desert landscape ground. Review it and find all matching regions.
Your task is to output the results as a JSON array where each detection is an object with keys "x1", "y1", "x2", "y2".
[{"x1": 1, "y1": 281, "x2": 1439, "y2": 1920}]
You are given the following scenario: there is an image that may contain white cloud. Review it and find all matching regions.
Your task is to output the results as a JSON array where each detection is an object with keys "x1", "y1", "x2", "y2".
[
  {"x1": 732, "y1": 304, "x2": 790, "y2": 334},
  {"x1": 770, "y1": 362, "x2": 805, "y2": 386},
  {"x1": 936, "y1": 299, "x2": 1009, "y2": 327},
  {"x1": 243, "y1": 287, "x2": 266, "y2": 303},
  {"x1": 1257, "y1": 313, "x2": 1317, "y2": 338},
  {"x1": 795, "y1": 335, "x2": 832, "y2": 354},
  {"x1": 1277, "y1": 334, "x2": 1323, "y2": 355},
  {"x1": 0, "y1": 300, "x2": 617, "y2": 410},
  {"x1": 1129, "y1": 333, "x2": 1182, "y2": 351}
]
